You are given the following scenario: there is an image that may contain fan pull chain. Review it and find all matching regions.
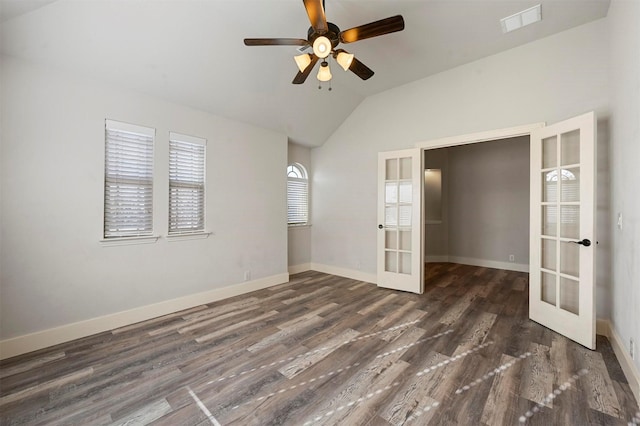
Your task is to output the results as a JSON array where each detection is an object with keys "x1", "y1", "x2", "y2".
[{"x1": 318, "y1": 81, "x2": 332, "y2": 91}]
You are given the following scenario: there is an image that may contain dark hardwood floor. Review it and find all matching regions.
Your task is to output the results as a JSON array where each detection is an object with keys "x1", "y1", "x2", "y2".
[{"x1": 1, "y1": 263, "x2": 638, "y2": 425}]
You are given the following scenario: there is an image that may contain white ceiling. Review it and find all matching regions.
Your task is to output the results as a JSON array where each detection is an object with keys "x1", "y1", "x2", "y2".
[{"x1": 0, "y1": 0, "x2": 610, "y2": 147}]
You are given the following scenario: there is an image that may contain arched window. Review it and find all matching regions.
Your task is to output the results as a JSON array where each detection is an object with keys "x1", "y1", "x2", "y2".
[{"x1": 287, "y1": 163, "x2": 309, "y2": 225}]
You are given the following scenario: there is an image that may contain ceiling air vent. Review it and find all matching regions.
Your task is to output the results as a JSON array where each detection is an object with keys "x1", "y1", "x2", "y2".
[{"x1": 500, "y1": 4, "x2": 542, "y2": 33}]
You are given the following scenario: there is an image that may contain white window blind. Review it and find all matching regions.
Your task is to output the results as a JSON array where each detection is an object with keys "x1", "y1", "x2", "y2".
[
  {"x1": 169, "y1": 132, "x2": 206, "y2": 235},
  {"x1": 104, "y1": 120, "x2": 155, "y2": 238},
  {"x1": 287, "y1": 163, "x2": 309, "y2": 225}
]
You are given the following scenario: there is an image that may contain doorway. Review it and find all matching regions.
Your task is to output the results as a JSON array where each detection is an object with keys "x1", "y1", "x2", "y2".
[{"x1": 423, "y1": 136, "x2": 531, "y2": 282}]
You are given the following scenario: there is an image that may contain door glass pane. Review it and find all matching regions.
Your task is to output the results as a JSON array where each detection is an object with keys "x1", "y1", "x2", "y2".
[
  {"x1": 385, "y1": 182, "x2": 398, "y2": 203},
  {"x1": 385, "y1": 251, "x2": 397, "y2": 273},
  {"x1": 385, "y1": 230, "x2": 397, "y2": 250},
  {"x1": 399, "y1": 230, "x2": 411, "y2": 251},
  {"x1": 386, "y1": 159, "x2": 398, "y2": 180},
  {"x1": 560, "y1": 168, "x2": 580, "y2": 202},
  {"x1": 543, "y1": 172, "x2": 557, "y2": 202},
  {"x1": 399, "y1": 252, "x2": 411, "y2": 274},
  {"x1": 542, "y1": 238, "x2": 556, "y2": 271},
  {"x1": 560, "y1": 241, "x2": 579, "y2": 277},
  {"x1": 561, "y1": 130, "x2": 580, "y2": 166},
  {"x1": 399, "y1": 157, "x2": 412, "y2": 180},
  {"x1": 560, "y1": 206, "x2": 580, "y2": 239},
  {"x1": 542, "y1": 136, "x2": 557, "y2": 168},
  {"x1": 542, "y1": 205, "x2": 557, "y2": 236},
  {"x1": 399, "y1": 205, "x2": 411, "y2": 227},
  {"x1": 560, "y1": 277, "x2": 579, "y2": 315},
  {"x1": 541, "y1": 271, "x2": 557, "y2": 306},
  {"x1": 385, "y1": 206, "x2": 397, "y2": 226},
  {"x1": 399, "y1": 182, "x2": 412, "y2": 203}
]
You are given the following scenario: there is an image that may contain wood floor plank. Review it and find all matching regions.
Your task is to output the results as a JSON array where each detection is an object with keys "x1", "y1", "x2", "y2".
[
  {"x1": 0, "y1": 366, "x2": 94, "y2": 406},
  {"x1": 480, "y1": 354, "x2": 522, "y2": 425},
  {"x1": 580, "y1": 349, "x2": 623, "y2": 418},
  {"x1": 277, "y1": 328, "x2": 360, "y2": 379},
  {"x1": 194, "y1": 310, "x2": 280, "y2": 343},
  {"x1": 357, "y1": 293, "x2": 398, "y2": 316},
  {"x1": 519, "y1": 342, "x2": 554, "y2": 408},
  {"x1": 0, "y1": 351, "x2": 66, "y2": 379},
  {"x1": 110, "y1": 398, "x2": 173, "y2": 426}
]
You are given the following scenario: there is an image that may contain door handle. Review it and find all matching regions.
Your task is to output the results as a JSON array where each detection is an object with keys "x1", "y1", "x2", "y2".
[
  {"x1": 378, "y1": 224, "x2": 384, "y2": 229},
  {"x1": 572, "y1": 239, "x2": 591, "y2": 247}
]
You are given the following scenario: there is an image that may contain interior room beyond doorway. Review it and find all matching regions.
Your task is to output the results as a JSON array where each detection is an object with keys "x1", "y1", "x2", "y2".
[{"x1": 424, "y1": 136, "x2": 531, "y2": 276}]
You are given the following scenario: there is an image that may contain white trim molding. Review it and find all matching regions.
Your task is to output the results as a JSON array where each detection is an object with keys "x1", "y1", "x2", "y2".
[
  {"x1": 447, "y1": 256, "x2": 529, "y2": 273},
  {"x1": 288, "y1": 263, "x2": 311, "y2": 275},
  {"x1": 596, "y1": 319, "x2": 640, "y2": 403},
  {"x1": 415, "y1": 122, "x2": 545, "y2": 150},
  {"x1": 310, "y1": 263, "x2": 377, "y2": 284},
  {"x1": 0, "y1": 273, "x2": 289, "y2": 360},
  {"x1": 425, "y1": 255, "x2": 450, "y2": 263}
]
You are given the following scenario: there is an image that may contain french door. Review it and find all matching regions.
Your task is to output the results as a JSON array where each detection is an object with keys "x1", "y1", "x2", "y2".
[
  {"x1": 376, "y1": 148, "x2": 423, "y2": 294},
  {"x1": 529, "y1": 111, "x2": 596, "y2": 349}
]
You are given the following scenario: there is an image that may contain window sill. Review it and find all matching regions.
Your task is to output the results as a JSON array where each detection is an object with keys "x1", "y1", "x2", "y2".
[
  {"x1": 288, "y1": 224, "x2": 311, "y2": 229},
  {"x1": 166, "y1": 232, "x2": 212, "y2": 242},
  {"x1": 100, "y1": 235, "x2": 160, "y2": 247}
]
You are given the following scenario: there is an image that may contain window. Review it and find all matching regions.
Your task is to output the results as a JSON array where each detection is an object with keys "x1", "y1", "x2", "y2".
[
  {"x1": 104, "y1": 120, "x2": 155, "y2": 238},
  {"x1": 287, "y1": 163, "x2": 309, "y2": 225},
  {"x1": 169, "y1": 132, "x2": 206, "y2": 235}
]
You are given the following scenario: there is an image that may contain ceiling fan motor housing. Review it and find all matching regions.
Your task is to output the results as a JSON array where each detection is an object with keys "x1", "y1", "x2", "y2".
[{"x1": 307, "y1": 22, "x2": 341, "y2": 49}]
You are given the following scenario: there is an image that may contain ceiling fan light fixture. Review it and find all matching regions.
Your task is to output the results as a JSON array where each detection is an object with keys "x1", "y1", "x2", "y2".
[
  {"x1": 317, "y1": 61, "x2": 332, "y2": 82},
  {"x1": 294, "y1": 53, "x2": 312, "y2": 72},
  {"x1": 335, "y1": 50, "x2": 354, "y2": 71},
  {"x1": 312, "y1": 36, "x2": 332, "y2": 59}
]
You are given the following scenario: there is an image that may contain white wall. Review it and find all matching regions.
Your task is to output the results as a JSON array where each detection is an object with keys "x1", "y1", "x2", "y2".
[
  {"x1": 288, "y1": 142, "x2": 312, "y2": 272},
  {"x1": 0, "y1": 56, "x2": 288, "y2": 344},
  {"x1": 608, "y1": 0, "x2": 640, "y2": 382},
  {"x1": 312, "y1": 19, "x2": 610, "y2": 312}
]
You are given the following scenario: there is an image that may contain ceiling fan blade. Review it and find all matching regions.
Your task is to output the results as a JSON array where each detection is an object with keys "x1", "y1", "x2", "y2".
[
  {"x1": 244, "y1": 38, "x2": 309, "y2": 46},
  {"x1": 349, "y1": 57, "x2": 374, "y2": 80},
  {"x1": 293, "y1": 55, "x2": 319, "y2": 84},
  {"x1": 303, "y1": 0, "x2": 328, "y2": 33},
  {"x1": 340, "y1": 15, "x2": 405, "y2": 44}
]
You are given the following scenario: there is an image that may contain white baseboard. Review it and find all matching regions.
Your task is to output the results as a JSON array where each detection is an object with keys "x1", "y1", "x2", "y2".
[
  {"x1": 0, "y1": 273, "x2": 289, "y2": 360},
  {"x1": 310, "y1": 263, "x2": 377, "y2": 284},
  {"x1": 288, "y1": 263, "x2": 311, "y2": 275},
  {"x1": 425, "y1": 255, "x2": 450, "y2": 263},
  {"x1": 596, "y1": 319, "x2": 640, "y2": 404},
  {"x1": 448, "y1": 256, "x2": 529, "y2": 273}
]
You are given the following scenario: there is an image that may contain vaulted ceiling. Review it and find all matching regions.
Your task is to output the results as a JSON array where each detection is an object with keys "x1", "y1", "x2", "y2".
[{"x1": 0, "y1": 0, "x2": 610, "y2": 147}]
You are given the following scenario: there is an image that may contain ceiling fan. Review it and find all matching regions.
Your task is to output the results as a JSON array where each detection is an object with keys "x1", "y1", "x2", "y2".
[{"x1": 243, "y1": 0, "x2": 405, "y2": 85}]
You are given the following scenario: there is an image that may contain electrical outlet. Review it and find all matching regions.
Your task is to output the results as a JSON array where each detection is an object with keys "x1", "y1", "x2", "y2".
[
  {"x1": 631, "y1": 338, "x2": 635, "y2": 360},
  {"x1": 509, "y1": 255, "x2": 515, "y2": 262},
  {"x1": 244, "y1": 271, "x2": 251, "y2": 282},
  {"x1": 617, "y1": 213, "x2": 623, "y2": 230}
]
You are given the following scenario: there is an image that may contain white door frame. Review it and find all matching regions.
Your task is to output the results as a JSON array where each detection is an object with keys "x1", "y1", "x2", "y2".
[
  {"x1": 414, "y1": 122, "x2": 545, "y2": 151},
  {"x1": 415, "y1": 120, "x2": 599, "y2": 347},
  {"x1": 415, "y1": 122, "x2": 545, "y2": 276}
]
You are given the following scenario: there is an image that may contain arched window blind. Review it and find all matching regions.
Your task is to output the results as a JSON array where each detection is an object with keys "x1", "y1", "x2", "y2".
[
  {"x1": 287, "y1": 163, "x2": 309, "y2": 225},
  {"x1": 169, "y1": 132, "x2": 206, "y2": 234},
  {"x1": 104, "y1": 120, "x2": 155, "y2": 238}
]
